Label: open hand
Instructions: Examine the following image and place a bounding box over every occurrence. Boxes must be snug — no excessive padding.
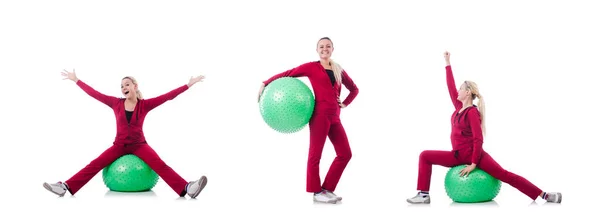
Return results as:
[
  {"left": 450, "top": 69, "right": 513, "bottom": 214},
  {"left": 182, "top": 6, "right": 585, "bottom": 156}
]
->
[
  {"left": 61, "top": 69, "right": 79, "bottom": 82},
  {"left": 188, "top": 75, "right": 205, "bottom": 87},
  {"left": 459, "top": 163, "right": 476, "bottom": 177}
]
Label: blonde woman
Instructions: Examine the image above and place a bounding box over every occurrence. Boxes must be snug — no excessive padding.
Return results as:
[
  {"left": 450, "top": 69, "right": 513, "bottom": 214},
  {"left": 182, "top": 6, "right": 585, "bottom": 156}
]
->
[
  {"left": 44, "top": 70, "right": 208, "bottom": 199},
  {"left": 258, "top": 37, "right": 359, "bottom": 204},
  {"left": 406, "top": 52, "right": 562, "bottom": 204}
]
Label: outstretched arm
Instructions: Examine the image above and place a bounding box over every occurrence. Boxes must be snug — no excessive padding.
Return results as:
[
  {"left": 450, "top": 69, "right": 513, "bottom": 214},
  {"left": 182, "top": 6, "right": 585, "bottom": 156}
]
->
[
  {"left": 143, "top": 75, "right": 204, "bottom": 111},
  {"left": 257, "top": 63, "right": 311, "bottom": 102},
  {"left": 339, "top": 70, "right": 359, "bottom": 107},
  {"left": 61, "top": 69, "right": 119, "bottom": 107},
  {"left": 445, "top": 52, "right": 462, "bottom": 110}
]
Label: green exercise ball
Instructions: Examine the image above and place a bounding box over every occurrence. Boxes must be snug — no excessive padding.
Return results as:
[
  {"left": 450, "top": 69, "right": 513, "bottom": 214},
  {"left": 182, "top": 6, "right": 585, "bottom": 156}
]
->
[
  {"left": 444, "top": 165, "right": 502, "bottom": 203},
  {"left": 102, "top": 154, "right": 159, "bottom": 192},
  {"left": 259, "top": 77, "right": 315, "bottom": 134}
]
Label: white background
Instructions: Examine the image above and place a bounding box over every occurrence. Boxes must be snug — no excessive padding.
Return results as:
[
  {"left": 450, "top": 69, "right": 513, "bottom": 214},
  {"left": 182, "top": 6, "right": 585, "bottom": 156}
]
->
[{"left": 1, "top": 0, "right": 597, "bottom": 218}]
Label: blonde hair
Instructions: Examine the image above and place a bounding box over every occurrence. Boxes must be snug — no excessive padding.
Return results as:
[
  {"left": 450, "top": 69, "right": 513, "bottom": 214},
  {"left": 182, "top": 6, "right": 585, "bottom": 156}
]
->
[
  {"left": 330, "top": 60, "right": 343, "bottom": 85},
  {"left": 318, "top": 37, "right": 343, "bottom": 85},
  {"left": 122, "top": 76, "right": 143, "bottom": 99},
  {"left": 464, "top": 81, "right": 486, "bottom": 136}
]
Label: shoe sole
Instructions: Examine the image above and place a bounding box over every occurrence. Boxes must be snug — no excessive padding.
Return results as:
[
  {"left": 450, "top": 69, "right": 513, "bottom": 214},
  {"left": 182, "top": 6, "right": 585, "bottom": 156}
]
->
[
  {"left": 43, "top": 183, "right": 66, "bottom": 197},
  {"left": 313, "top": 199, "right": 338, "bottom": 204},
  {"left": 189, "top": 176, "right": 207, "bottom": 199},
  {"left": 406, "top": 198, "right": 430, "bottom": 204}
]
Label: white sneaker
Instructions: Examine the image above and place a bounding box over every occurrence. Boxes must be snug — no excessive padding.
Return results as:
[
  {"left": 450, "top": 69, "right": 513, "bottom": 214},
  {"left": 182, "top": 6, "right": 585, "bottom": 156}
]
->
[
  {"left": 323, "top": 190, "right": 342, "bottom": 201},
  {"left": 43, "top": 182, "right": 68, "bottom": 197},
  {"left": 406, "top": 192, "right": 430, "bottom": 204},
  {"left": 313, "top": 191, "right": 338, "bottom": 204},
  {"left": 186, "top": 176, "right": 207, "bottom": 198},
  {"left": 545, "top": 192, "right": 562, "bottom": 203}
]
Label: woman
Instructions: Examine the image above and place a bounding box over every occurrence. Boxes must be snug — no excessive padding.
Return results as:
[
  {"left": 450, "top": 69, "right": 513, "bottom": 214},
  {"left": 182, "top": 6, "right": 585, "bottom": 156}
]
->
[
  {"left": 257, "top": 37, "right": 359, "bottom": 204},
  {"left": 406, "top": 52, "right": 562, "bottom": 204},
  {"left": 43, "top": 69, "right": 208, "bottom": 198}
]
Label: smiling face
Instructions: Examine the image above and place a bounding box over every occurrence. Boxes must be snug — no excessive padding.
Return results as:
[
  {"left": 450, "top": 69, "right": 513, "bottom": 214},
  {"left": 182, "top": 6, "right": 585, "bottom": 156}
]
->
[
  {"left": 121, "top": 78, "right": 137, "bottom": 99},
  {"left": 317, "top": 38, "right": 334, "bottom": 60}
]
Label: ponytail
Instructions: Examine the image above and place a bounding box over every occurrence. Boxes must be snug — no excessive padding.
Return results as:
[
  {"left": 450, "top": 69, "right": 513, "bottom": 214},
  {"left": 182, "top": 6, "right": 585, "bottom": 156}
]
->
[
  {"left": 476, "top": 93, "right": 486, "bottom": 136},
  {"left": 465, "top": 80, "right": 486, "bottom": 136},
  {"left": 330, "top": 60, "right": 343, "bottom": 85},
  {"left": 136, "top": 89, "right": 143, "bottom": 99}
]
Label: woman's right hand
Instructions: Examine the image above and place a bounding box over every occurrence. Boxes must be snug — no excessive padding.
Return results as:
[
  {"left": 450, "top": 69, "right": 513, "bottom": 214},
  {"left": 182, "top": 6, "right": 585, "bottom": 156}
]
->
[
  {"left": 61, "top": 69, "right": 79, "bottom": 82},
  {"left": 257, "top": 83, "right": 265, "bottom": 103},
  {"left": 444, "top": 51, "right": 451, "bottom": 66}
]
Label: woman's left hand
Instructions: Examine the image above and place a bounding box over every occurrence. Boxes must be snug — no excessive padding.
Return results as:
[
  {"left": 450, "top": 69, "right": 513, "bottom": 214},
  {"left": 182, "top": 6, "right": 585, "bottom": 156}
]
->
[
  {"left": 459, "top": 163, "right": 477, "bottom": 177},
  {"left": 338, "top": 97, "right": 346, "bottom": 108},
  {"left": 188, "top": 75, "right": 205, "bottom": 87}
]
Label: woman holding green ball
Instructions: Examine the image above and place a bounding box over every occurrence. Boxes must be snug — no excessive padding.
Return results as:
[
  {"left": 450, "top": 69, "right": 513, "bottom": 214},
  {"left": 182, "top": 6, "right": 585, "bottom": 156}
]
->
[
  {"left": 406, "top": 51, "right": 562, "bottom": 204},
  {"left": 258, "top": 37, "right": 359, "bottom": 204},
  {"left": 43, "top": 69, "right": 208, "bottom": 199}
]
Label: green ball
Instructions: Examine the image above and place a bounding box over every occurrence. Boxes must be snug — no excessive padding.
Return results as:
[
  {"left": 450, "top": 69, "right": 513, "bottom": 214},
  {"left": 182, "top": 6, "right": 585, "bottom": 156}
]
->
[
  {"left": 102, "top": 154, "right": 159, "bottom": 192},
  {"left": 259, "top": 77, "right": 315, "bottom": 134},
  {"left": 444, "top": 166, "right": 502, "bottom": 203}
]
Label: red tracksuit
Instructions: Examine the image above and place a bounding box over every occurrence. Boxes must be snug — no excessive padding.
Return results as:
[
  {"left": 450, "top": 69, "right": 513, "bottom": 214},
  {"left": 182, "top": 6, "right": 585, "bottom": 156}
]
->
[
  {"left": 415, "top": 65, "right": 543, "bottom": 200},
  {"left": 263, "top": 61, "right": 359, "bottom": 193},
  {"left": 64, "top": 80, "right": 190, "bottom": 196}
]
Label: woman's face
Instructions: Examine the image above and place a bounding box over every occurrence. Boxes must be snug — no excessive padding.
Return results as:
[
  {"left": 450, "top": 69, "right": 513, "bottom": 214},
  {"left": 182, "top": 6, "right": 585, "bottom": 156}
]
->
[
  {"left": 317, "top": 39, "right": 334, "bottom": 60},
  {"left": 121, "top": 78, "right": 137, "bottom": 98}
]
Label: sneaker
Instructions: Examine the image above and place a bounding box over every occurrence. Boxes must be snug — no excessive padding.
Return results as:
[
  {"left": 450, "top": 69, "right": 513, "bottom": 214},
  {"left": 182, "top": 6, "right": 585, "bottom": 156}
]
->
[
  {"left": 43, "top": 182, "right": 68, "bottom": 197},
  {"left": 186, "top": 176, "right": 208, "bottom": 198},
  {"left": 545, "top": 192, "right": 562, "bottom": 203},
  {"left": 323, "top": 190, "right": 342, "bottom": 201},
  {"left": 313, "top": 191, "right": 338, "bottom": 204},
  {"left": 406, "top": 192, "right": 430, "bottom": 204}
]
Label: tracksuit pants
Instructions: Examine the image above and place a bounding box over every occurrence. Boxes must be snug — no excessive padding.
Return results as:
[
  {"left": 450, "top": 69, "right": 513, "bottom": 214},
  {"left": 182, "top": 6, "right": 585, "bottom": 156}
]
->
[
  {"left": 417, "top": 148, "right": 543, "bottom": 200},
  {"left": 307, "top": 112, "right": 353, "bottom": 193},
  {"left": 65, "top": 143, "right": 188, "bottom": 196}
]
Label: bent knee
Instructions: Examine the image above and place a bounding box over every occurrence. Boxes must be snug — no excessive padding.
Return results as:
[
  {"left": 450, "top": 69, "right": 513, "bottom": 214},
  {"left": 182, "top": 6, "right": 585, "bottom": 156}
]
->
[
  {"left": 419, "top": 150, "right": 432, "bottom": 160},
  {"left": 341, "top": 151, "right": 352, "bottom": 161}
]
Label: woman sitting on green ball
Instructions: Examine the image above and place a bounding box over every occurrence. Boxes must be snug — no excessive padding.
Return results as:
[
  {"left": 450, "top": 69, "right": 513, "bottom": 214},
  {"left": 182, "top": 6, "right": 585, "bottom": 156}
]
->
[
  {"left": 406, "top": 52, "right": 562, "bottom": 204},
  {"left": 43, "top": 69, "right": 208, "bottom": 199}
]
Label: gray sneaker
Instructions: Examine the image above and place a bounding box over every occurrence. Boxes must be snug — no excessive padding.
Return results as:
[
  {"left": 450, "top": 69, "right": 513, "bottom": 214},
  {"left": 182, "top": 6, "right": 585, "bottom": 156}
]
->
[
  {"left": 323, "top": 190, "right": 342, "bottom": 201},
  {"left": 43, "top": 182, "right": 68, "bottom": 197},
  {"left": 545, "top": 192, "right": 562, "bottom": 203},
  {"left": 186, "top": 176, "right": 207, "bottom": 198},
  {"left": 406, "top": 192, "right": 430, "bottom": 204},
  {"left": 313, "top": 191, "right": 338, "bottom": 204}
]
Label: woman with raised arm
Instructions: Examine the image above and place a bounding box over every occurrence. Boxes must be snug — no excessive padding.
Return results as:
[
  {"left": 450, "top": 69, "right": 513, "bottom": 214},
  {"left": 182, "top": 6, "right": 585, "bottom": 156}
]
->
[{"left": 406, "top": 52, "right": 562, "bottom": 204}]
